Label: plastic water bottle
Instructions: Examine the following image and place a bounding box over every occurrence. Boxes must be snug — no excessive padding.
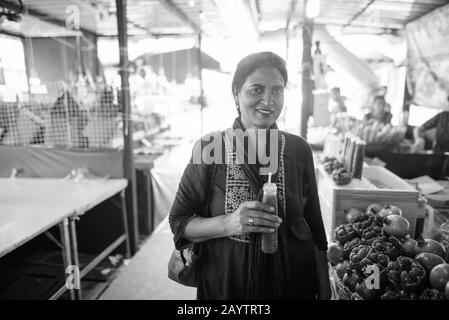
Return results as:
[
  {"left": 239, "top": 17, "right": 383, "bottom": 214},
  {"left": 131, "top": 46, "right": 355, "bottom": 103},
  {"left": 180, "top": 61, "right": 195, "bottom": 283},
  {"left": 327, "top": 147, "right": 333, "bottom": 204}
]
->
[{"left": 261, "top": 172, "right": 278, "bottom": 254}]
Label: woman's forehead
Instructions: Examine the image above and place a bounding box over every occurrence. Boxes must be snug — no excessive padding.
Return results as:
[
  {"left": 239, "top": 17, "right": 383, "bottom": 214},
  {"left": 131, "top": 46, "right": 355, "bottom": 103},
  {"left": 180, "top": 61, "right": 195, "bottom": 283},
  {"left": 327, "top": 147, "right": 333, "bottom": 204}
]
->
[{"left": 243, "top": 67, "right": 284, "bottom": 85}]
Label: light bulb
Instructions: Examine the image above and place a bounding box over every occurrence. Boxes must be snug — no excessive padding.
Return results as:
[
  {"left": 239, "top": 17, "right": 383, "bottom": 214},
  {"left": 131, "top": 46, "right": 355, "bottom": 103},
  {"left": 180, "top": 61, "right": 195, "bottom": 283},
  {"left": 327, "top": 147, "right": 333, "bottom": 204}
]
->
[
  {"left": 306, "top": 0, "right": 320, "bottom": 19},
  {"left": 29, "top": 69, "right": 41, "bottom": 86},
  {"left": 29, "top": 77, "right": 41, "bottom": 86}
]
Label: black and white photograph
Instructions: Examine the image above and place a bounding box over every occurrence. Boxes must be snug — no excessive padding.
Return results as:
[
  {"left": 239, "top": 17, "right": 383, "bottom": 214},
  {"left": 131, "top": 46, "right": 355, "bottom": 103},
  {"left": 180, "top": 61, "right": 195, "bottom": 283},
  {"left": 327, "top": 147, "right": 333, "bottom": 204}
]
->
[{"left": 0, "top": 0, "right": 449, "bottom": 306}]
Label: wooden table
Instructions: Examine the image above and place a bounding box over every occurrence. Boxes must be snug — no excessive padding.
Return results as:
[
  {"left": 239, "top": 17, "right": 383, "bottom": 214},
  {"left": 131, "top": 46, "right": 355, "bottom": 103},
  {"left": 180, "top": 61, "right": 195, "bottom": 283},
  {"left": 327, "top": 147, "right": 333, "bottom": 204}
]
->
[{"left": 0, "top": 178, "right": 129, "bottom": 300}]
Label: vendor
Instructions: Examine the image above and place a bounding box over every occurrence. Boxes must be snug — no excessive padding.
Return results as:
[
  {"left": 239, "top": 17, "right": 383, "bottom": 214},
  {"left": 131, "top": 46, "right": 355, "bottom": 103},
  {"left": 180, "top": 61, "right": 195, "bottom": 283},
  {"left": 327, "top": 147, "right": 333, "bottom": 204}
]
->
[
  {"left": 328, "top": 87, "right": 347, "bottom": 126},
  {"left": 414, "top": 96, "right": 449, "bottom": 154},
  {"left": 328, "top": 87, "right": 347, "bottom": 114},
  {"left": 364, "top": 95, "right": 392, "bottom": 124}
]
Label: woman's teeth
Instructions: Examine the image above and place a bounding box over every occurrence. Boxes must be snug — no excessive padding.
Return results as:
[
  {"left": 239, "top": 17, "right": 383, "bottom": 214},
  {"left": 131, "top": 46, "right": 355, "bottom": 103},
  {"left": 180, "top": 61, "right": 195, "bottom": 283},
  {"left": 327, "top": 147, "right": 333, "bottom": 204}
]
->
[{"left": 256, "top": 109, "right": 273, "bottom": 115}]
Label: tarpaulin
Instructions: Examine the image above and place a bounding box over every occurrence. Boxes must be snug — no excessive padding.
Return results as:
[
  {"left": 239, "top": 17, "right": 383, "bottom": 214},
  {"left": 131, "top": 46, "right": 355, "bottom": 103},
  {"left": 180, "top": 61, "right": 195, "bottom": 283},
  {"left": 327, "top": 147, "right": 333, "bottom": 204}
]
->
[
  {"left": 406, "top": 3, "right": 449, "bottom": 109},
  {"left": 0, "top": 145, "right": 123, "bottom": 178}
]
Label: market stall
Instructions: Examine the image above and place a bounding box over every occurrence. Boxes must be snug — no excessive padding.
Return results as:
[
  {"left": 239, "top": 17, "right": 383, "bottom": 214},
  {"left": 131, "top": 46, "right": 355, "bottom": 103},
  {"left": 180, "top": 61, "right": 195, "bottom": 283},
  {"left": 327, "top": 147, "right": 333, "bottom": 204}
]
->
[
  {"left": 317, "top": 132, "right": 449, "bottom": 300},
  {"left": 1, "top": 0, "right": 449, "bottom": 303},
  {"left": 0, "top": 177, "right": 129, "bottom": 300}
]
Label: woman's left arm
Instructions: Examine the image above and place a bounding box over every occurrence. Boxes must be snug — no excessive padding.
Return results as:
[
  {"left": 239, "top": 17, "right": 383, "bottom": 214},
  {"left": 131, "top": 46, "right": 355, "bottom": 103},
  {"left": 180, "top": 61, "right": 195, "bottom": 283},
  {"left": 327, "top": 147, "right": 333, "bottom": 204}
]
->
[
  {"left": 302, "top": 144, "right": 332, "bottom": 300},
  {"left": 314, "top": 245, "right": 332, "bottom": 300}
]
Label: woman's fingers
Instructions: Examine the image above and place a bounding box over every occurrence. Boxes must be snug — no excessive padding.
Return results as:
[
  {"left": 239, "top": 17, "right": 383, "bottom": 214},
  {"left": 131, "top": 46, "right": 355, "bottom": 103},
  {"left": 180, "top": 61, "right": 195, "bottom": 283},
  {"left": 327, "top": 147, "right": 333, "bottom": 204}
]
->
[
  {"left": 245, "top": 209, "right": 282, "bottom": 224},
  {"left": 245, "top": 214, "right": 281, "bottom": 228},
  {"left": 246, "top": 226, "right": 277, "bottom": 233},
  {"left": 241, "top": 201, "right": 275, "bottom": 213}
]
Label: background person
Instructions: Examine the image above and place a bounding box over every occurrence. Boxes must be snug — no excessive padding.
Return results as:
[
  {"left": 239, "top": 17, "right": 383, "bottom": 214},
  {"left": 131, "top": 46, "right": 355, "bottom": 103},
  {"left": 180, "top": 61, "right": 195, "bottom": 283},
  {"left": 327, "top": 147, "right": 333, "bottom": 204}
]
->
[{"left": 364, "top": 95, "right": 393, "bottom": 124}]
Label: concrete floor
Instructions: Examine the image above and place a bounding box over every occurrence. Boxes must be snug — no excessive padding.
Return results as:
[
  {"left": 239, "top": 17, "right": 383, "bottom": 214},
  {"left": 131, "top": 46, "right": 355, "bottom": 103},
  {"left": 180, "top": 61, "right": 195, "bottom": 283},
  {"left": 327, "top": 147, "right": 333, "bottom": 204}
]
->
[{"left": 99, "top": 218, "right": 196, "bottom": 300}]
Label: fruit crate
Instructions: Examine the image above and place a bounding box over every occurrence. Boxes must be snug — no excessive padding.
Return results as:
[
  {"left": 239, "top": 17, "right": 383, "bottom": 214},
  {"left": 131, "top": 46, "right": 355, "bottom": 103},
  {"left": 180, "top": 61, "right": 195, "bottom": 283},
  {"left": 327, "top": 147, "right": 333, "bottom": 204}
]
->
[{"left": 316, "top": 164, "right": 421, "bottom": 241}]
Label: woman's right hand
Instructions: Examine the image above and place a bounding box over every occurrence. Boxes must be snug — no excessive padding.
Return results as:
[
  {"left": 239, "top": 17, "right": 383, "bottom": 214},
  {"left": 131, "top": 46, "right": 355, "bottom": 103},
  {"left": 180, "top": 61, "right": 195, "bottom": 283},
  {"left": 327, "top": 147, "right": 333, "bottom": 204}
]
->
[{"left": 224, "top": 201, "right": 282, "bottom": 237}]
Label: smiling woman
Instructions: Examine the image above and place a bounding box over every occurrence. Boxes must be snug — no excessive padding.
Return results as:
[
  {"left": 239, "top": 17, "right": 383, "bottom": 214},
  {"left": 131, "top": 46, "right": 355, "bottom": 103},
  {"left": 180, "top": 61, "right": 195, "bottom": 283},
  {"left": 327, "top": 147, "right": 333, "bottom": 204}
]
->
[
  {"left": 169, "top": 51, "right": 330, "bottom": 300},
  {"left": 232, "top": 52, "right": 287, "bottom": 130}
]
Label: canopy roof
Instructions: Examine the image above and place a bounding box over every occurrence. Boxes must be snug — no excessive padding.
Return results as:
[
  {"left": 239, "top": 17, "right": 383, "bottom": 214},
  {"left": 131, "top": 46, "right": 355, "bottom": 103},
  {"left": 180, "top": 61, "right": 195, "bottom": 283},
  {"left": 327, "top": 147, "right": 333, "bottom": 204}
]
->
[{"left": 0, "top": 0, "right": 447, "bottom": 38}]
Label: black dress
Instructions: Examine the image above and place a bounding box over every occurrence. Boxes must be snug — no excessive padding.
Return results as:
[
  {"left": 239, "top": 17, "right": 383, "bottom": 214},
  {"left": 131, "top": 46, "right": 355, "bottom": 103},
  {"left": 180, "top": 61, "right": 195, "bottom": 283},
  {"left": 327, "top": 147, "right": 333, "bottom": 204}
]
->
[
  {"left": 421, "top": 111, "right": 449, "bottom": 153},
  {"left": 169, "top": 130, "right": 328, "bottom": 300}
]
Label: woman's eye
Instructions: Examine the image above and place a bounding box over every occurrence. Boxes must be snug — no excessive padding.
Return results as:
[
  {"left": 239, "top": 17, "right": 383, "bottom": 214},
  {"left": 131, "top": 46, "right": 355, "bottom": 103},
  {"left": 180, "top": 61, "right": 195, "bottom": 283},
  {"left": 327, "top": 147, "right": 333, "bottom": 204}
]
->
[
  {"left": 250, "top": 88, "right": 263, "bottom": 94},
  {"left": 273, "top": 88, "right": 284, "bottom": 95}
]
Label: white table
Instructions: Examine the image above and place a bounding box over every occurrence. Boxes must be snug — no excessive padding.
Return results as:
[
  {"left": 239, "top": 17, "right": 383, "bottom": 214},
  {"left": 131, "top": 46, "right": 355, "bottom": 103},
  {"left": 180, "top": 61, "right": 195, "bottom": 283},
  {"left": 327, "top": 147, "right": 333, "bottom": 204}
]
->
[{"left": 0, "top": 178, "right": 129, "bottom": 300}]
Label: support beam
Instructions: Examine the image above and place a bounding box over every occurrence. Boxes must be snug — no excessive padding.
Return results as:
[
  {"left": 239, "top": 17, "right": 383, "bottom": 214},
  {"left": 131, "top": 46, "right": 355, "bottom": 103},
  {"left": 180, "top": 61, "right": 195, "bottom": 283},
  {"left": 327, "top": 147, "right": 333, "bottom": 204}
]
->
[
  {"left": 0, "top": 0, "right": 96, "bottom": 36},
  {"left": 314, "top": 25, "right": 381, "bottom": 90},
  {"left": 343, "top": 0, "right": 376, "bottom": 29},
  {"left": 301, "top": 0, "right": 313, "bottom": 139},
  {"left": 286, "top": 0, "right": 298, "bottom": 31},
  {"left": 116, "top": 0, "right": 139, "bottom": 255},
  {"left": 158, "top": 0, "right": 200, "bottom": 34},
  {"left": 285, "top": 0, "right": 298, "bottom": 59},
  {"left": 197, "top": 28, "right": 204, "bottom": 135}
]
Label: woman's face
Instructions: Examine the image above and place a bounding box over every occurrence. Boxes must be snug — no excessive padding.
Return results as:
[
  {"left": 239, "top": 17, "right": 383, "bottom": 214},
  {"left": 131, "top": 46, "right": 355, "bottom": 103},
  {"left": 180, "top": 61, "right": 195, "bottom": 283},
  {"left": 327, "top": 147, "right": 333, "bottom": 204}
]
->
[{"left": 236, "top": 67, "right": 285, "bottom": 129}]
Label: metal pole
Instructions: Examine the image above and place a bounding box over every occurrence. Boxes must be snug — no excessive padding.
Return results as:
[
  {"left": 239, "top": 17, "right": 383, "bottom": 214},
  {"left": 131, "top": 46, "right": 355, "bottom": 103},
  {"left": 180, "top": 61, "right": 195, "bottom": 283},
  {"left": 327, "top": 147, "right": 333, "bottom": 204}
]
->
[
  {"left": 197, "top": 14, "right": 204, "bottom": 136},
  {"left": 301, "top": 0, "right": 314, "bottom": 139},
  {"left": 59, "top": 218, "right": 75, "bottom": 300},
  {"left": 116, "top": 0, "right": 139, "bottom": 255},
  {"left": 69, "top": 216, "right": 82, "bottom": 300},
  {"left": 120, "top": 190, "right": 132, "bottom": 258}
]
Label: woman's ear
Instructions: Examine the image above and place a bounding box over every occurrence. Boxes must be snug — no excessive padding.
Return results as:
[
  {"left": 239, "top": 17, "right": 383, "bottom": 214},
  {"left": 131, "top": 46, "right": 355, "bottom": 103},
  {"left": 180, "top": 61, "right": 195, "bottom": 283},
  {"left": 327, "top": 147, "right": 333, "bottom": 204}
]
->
[{"left": 233, "top": 93, "right": 239, "bottom": 107}]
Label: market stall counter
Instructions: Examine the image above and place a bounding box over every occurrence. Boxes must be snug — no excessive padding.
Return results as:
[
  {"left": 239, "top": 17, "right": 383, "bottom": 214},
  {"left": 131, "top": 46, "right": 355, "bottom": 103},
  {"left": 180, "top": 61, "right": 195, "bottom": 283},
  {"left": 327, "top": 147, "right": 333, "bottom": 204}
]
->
[
  {"left": 316, "top": 164, "right": 421, "bottom": 241},
  {"left": 0, "top": 177, "right": 129, "bottom": 300},
  {"left": 366, "top": 150, "right": 449, "bottom": 180}
]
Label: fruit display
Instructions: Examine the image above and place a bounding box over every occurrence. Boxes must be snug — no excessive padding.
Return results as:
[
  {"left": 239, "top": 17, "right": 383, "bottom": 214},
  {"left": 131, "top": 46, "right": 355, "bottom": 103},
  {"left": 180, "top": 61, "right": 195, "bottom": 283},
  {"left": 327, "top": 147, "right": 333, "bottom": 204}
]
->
[
  {"left": 322, "top": 157, "right": 353, "bottom": 186},
  {"left": 323, "top": 157, "right": 343, "bottom": 174},
  {"left": 353, "top": 121, "right": 407, "bottom": 146},
  {"left": 328, "top": 203, "right": 449, "bottom": 300},
  {"left": 344, "top": 208, "right": 364, "bottom": 223},
  {"left": 386, "top": 256, "right": 426, "bottom": 292},
  {"left": 382, "top": 215, "right": 410, "bottom": 238},
  {"left": 331, "top": 167, "right": 353, "bottom": 186},
  {"left": 334, "top": 224, "right": 357, "bottom": 245}
]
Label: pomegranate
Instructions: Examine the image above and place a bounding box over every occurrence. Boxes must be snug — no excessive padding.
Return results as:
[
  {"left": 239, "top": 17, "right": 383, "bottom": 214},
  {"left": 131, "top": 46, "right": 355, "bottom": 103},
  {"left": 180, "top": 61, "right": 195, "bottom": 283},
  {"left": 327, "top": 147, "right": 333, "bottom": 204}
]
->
[
  {"left": 401, "top": 236, "right": 419, "bottom": 258},
  {"left": 415, "top": 252, "right": 445, "bottom": 273},
  {"left": 383, "top": 215, "right": 410, "bottom": 238},
  {"left": 366, "top": 203, "right": 383, "bottom": 216},
  {"left": 439, "top": 237, "right": 449, "bottom": 262},
  {"left": 356, "top": 279, "right": 383, "bottom": 300},
  {"left": 416, "top": 238, "right": 447, "bottom": 260},
  {"left": 343, "top": 269, "right": 364, "bottom": 292},
  {"left": 335, "top": 260, "right": 350, "bottom": 279},
  {"left": 377, "top": 205, "right": 402, "bottom": 219},
  {"left": 327, "top": 242, "right": 344, "bottom": 265},
  {"left": 345, "top": 208, "right": 364, "bottom": 223},
  {"left": 429, "top": 263, "right": 449, "bottom": 291}
]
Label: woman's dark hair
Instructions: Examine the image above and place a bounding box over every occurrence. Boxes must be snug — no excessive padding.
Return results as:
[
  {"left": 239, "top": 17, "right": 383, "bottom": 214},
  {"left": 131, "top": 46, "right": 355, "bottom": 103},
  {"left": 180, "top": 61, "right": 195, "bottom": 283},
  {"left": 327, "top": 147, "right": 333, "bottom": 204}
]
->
[
  {"left": 231, "top": 51, "right": 288, "bottom": 99},
  {"left": 373, "top": 95, "right": 386, "bottom": 103}
]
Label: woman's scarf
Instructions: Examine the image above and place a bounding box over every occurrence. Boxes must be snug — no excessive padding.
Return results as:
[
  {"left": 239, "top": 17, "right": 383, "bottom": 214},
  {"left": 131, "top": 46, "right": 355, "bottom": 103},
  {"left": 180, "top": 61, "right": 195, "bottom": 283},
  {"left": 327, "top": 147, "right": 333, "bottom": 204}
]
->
[{"left": 231, "top": 117, "right": 290, "bottom": 299}]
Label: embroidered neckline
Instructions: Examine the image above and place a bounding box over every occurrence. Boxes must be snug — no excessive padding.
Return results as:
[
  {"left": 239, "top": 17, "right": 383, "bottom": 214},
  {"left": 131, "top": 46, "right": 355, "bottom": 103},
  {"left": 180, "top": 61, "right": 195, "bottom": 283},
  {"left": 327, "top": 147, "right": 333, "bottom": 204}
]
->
[{"left": 224, "top": 132, "right": 286, "bottom": 243}]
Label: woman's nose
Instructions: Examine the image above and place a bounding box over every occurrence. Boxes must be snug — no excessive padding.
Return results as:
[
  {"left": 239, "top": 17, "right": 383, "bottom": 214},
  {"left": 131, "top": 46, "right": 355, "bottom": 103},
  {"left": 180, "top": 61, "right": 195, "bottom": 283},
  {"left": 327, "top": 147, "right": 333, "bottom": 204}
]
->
[{"left": 263, "top": 92, "right": 273, "bottom": 105}]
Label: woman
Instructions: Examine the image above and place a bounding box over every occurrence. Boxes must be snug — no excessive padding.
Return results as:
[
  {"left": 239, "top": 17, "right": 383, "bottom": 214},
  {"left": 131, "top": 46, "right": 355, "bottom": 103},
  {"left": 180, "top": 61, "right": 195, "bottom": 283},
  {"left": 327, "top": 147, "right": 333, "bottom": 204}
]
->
[
  {"left": 414, "top": 97, "right": 449, "bottom": 154},
  {"left": 169, "top": 52, "right": 330, "bottom": 300},
  {"left": 364, "top": 95, "right": 392, "bottom": 125}
]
